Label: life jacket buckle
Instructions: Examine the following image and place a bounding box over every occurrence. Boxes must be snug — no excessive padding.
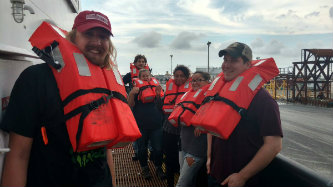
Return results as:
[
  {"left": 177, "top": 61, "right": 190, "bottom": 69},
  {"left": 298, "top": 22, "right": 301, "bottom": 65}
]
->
[
  {"left": 88, "top": 100, "right": 99, "bottom": 110},
  {"left": 238, "top": 108, "right": 247, "bottom": 118}
]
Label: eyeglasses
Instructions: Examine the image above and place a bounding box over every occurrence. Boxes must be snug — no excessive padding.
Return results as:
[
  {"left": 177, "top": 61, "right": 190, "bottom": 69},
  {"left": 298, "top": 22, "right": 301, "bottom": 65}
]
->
[{"left": 191, "top": 79, "right": 206, "bottom": 83}]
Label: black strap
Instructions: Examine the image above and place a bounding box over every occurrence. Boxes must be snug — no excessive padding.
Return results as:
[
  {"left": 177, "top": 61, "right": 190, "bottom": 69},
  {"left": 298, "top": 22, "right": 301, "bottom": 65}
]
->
[
  {"left": 63, "top": 88, "right": 115, "bottom": 107},
  {"left": 138, "top": 85, "right": 156, "bottom": 98},
  {"left": 202, "top": 94, "right": 247, "bottom": 118},
  {"left": 63, "top": 89, "right": 127, "bottom": 152},
  {"left": 32, "top": 41, "right": 61, "bottom": 70},
  {"left": 165, "top": 92, "right": 186, "bottom": 105},
  {"left": 177, "top": 107, "right": 186, "bottom": 126},
  {"left": 64, "top": 95, "right": 110, "bottom": 151},
  {"left": 176, "top": 101, "right": 198, "bottom": 126},
  {"left": 64, "top": 90, "right": 127, "bottom": 121},
  {"left": 178, "top": 101, "right": 201, "bottom": 110},
  {"left": 165, "top": 92, "right": 185, "bottom": 97}
]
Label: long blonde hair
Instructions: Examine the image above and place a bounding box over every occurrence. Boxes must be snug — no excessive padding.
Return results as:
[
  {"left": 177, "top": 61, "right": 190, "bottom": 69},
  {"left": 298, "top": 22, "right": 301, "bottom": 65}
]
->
[{"left": 66, "top": 29, "right": 117, "bottom": 68}]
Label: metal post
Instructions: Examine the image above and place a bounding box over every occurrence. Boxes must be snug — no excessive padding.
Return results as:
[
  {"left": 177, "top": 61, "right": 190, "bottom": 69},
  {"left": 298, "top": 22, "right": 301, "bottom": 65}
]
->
[
  {"left": 170, "top": 54, "right": 173, "bottom": 74},
  {"left": 207, "top": 41, "right": 211, "bottom": 73}
]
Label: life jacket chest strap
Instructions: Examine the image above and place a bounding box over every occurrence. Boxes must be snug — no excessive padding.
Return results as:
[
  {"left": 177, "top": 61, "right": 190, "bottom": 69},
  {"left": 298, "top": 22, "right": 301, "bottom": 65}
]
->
[
  {"left": 138, "top": 85, "right": 156, "bottom": 98},
  {"left": 178, "top": 101, "right": 201, "bottom": 110},
  {"left": 165, "top": 92, "right": 186, "bottom": 105},
  {"left": 63, "top": 88, "right": 127, "bottom": 152},
  {"left": 202, "top": 94, "right": 247, "bottom": 118}
]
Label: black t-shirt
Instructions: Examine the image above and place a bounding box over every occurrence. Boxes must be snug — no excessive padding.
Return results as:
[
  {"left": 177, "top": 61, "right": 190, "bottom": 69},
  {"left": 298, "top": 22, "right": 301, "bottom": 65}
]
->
[
  {"left": 123, "top": 72, "right": 133, "bottom": 94},
  {"left": 0, "top": 64, "right": 112, "bottom": 187},
  {"left": 210, "top": 88, "right": 283, "bottom": 186}
]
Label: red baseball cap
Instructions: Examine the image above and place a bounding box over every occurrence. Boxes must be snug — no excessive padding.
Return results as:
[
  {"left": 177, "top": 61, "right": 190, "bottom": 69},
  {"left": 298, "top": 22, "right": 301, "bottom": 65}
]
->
[{"left": 72, "top": 10, "right": 113, "bottom": 36}]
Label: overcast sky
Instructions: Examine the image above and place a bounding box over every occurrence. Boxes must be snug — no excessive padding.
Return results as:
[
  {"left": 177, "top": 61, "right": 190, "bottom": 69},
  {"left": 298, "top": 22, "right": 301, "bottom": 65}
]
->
[{"left": 81, "top": 0, "right": 333, "bottom": 75}]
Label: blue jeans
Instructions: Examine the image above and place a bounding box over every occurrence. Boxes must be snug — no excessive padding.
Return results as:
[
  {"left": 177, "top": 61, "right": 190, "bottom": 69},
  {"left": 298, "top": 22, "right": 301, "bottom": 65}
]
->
[
  {"left": 176, "top": 151, "right": 206, "bottom": 187},
  {"left": 137, "top": 128, "right": 163, "bottom": 168}
]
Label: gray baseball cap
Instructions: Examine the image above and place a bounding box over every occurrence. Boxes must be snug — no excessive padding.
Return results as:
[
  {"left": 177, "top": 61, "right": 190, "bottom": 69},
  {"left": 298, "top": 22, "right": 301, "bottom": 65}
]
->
[{"left": 218, "top": 42, "right": 252, "bottom": 61}]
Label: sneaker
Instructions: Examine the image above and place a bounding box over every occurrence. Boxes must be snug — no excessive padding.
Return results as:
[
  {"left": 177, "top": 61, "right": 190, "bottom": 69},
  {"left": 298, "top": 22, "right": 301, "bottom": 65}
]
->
[
  {"left": 142, "top": 166, "right": 151, "bottom": 180},
  {"left": 156, "top": 167, "right": 166, "bottom": 180}
]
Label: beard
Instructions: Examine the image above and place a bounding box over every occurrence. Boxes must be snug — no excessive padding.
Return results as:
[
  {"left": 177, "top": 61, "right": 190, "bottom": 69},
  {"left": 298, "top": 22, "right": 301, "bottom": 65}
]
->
[{"left": 83, "top": 47, "right": 108, "bottom": 67}]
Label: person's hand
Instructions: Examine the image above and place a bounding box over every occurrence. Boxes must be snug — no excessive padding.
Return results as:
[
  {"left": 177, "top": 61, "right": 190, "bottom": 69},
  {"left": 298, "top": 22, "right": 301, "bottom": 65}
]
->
[
  {"left": 221, "top": 173, "right": 246, "bottom": 187},
  {"left": 155, "top": 85, "right": 162, "bottom": 96},
  {"left": 194, "top": 127, "right": 202, "bottom": 137},
  {"left": 206, "top": 157, "right": 211, "bottom": 174},
  {"left": 129, "top": 87, "right": 139, "bottom": 96}
]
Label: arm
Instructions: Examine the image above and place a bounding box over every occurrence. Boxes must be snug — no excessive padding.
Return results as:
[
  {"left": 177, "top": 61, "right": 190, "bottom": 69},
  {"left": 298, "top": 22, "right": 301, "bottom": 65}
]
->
[
  {"left": 222, "top": 136, "right": 282, "bottom": 187},
  {"left": 106, "top": 149, "right": 116, "bottom": 187},
  {"left": 206, "top": 133, "right": 212, "bottom": 174},
  {"left": 122, "top": 73, "right": 131, "bottom": 85},
  {"left": 127, "top": 87, "right": 139, "bottom": 108},
  {"left": 1, "top": 132, "right": 33, "bottom": 187},
  {"left": 154, "top": 85, "right": 163, "bottom": 108}
]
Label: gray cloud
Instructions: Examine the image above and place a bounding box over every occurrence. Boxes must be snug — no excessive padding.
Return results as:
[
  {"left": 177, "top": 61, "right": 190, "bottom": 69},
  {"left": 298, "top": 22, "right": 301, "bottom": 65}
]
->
[
  {"left": 251, "top": 38, "right": 264, "bottom": 48},
  {"left": 305, "top": 11, "right": 320, "bottom": 18},
  {"left": 265, "top": 40, "right": 285, "bottom": 55},
  {"left": 276, "top": 9, "right": 300, "bottom": 19},
  {"left": 170, "top": 32, "right": 203, "bottom": 50},
  {"left": 133, "top": 31, "right": 162, "bottom": 48},
  {"left": 330, "top": 7, "right": 333, "bottom": 18}
]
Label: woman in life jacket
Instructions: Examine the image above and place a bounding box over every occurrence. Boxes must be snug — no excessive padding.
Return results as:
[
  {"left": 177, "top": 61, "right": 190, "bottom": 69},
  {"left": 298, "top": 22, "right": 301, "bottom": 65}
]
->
[
  {"left": 176, "top": 71, "right": 210, "bottom": 187},
  {"left": 162, "top": 65, "right": 191, "bottom": 187},
  {"left": 128, "top": 69, "right": 166, "bottom": 180},
  {"left": 122, "top": 54, "right": 148, "bottom": 161}
]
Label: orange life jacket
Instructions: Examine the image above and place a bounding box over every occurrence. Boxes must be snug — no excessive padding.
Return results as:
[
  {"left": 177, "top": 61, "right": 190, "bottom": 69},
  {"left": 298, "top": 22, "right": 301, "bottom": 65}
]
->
[
  {"left": 130, "top": 63, "right": 150, "bottom": 79},
  {"left": 168, "top": 84, "right": 209, "bottom": 127},
  {"left": 191, "top": 58, "right": 279, "bottom": 139},
  {"left": 163, "top": 79, "right": 191, "bottom": 114},
  {"left": 132, "top": 77, "right": 164, "bottom": 103},
  {"left": 29, "top": 22, "right": 141, "bottom": 152}
]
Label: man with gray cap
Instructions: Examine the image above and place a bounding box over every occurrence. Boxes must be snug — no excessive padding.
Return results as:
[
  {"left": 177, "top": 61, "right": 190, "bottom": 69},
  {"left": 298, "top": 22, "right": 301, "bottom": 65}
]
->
[
  {"left": 1, "top": 10, "right": 116, "bottom": 186},
  {"left": 206, "top": 42, "right": 283, "bottom": 187}
]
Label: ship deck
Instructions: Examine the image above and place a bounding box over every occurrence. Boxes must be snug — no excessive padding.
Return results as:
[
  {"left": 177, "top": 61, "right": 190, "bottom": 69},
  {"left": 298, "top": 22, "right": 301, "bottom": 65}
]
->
[{"left": 113, "top": 144, "right": 171, "bottom": 187}]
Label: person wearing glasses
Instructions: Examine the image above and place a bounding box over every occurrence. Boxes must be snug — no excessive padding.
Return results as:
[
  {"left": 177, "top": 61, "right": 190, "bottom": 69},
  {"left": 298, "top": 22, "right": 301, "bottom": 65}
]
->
[{"left": 176, "top": 71, "right": 211, "bottom": 187}]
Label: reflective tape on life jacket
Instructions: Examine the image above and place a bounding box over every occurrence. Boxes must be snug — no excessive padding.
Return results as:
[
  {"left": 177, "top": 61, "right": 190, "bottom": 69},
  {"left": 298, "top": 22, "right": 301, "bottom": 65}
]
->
[
  {"left": 168, "top": 84, "right": 209, "bottom": 127},
  {"left": 130, "top": 63, "right": 150, "bottom": 79},
  {"left": 132, "top": 77, "right": 164, "bottom": 103},
  {"left": 29, "top": 22, "right": 141, "bottom": 152},
  {"left": 163, "top": 79, "right": 191, "bottom": 114},
  {"left": 191, "top": 58, "right": 279, "bottom": 139}
]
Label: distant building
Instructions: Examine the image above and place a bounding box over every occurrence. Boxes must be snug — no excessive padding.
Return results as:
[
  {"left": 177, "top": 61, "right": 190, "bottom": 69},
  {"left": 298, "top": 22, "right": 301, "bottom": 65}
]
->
[
  {"left": 195, "top": 67, "right": 221, "bottom": 80},
  {"left": 153, "top": 71, "right": 171, "bottom": 85}
]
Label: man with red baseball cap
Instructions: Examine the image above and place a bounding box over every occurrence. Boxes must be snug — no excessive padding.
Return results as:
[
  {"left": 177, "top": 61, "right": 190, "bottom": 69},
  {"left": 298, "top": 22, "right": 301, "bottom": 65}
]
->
[
  {"left": 72, "top": 10, "right": 113, "bottom": 36},
  {"left": 1, "top": 10, "right": 116, "bottom": 187},
  {"left": 69, "top": 10, "right": 115, "bottom": 68}
]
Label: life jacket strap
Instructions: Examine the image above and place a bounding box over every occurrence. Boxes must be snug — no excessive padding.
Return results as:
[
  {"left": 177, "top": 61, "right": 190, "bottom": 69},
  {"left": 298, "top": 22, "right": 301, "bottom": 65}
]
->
[
  {"left": 32, "top": 41, "right": 62, "bottom": 70},
  {"left": 138, "top": 85, "right": 156, "bottom": 94},
  {"left": 165, "top": 92, "right": 186, "bottom": 105},
  {"left": 63, "top": 88, "right": 127, "bottom": 152},
  {"left": 137, "top": 85, "right": 156, "bottom": 101},
  {"left": 202, "top": 94, "right": 247, "bottom": 118},
  {"left": 178, "top": 101, "right": 201, "bottom": 110},
  {"left": 178, "top": 102, "right": 197, "bottom": 114},
  {"left": 62, "top": 88, "right": 127, "bottom": 107}
]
